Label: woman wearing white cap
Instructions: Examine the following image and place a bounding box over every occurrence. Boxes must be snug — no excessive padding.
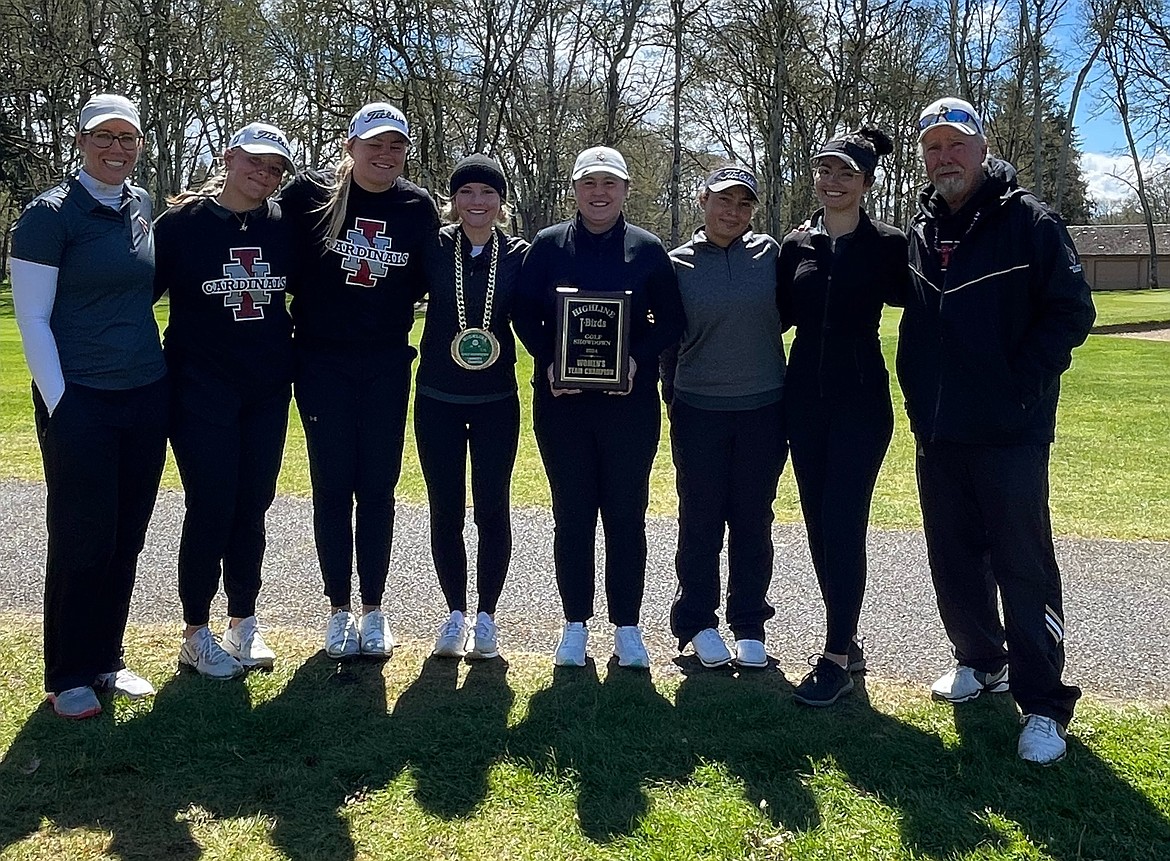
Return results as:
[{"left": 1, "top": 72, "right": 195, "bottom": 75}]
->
[
  {"left": 279, "top": 102, "right": 440, "bottom": 660},
  {"left": 513, "top": 145, "right": 684, "bottom": 669},
  {"left": 416, "top": 154, "right": 528, "bottom": 660},
  {"left": 777, "top": 127, "right": 910, "bottom": 707},
  {"left": 154, "top": 122, "right": 297, "bottom": 679},
  {"left": 11, "top": 93, "right": 167, "bottom": 718}
]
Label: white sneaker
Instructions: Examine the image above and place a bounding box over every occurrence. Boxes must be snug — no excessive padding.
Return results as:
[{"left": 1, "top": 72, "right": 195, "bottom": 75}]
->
[
  {"left": 433, "top": 610, "right": 470, "bottom": 658},
  {"left": 554, "top": 622, "right": 588, "bottom": 667},
  {"left": 614, "top": 625, "right": 650, "bottom": 669},
  {"left": 1018, "top": 714, "right": 1068, "bottom": 765},
  {"left": 734, "top": 639, "right": 769, "bottom": 669},
  {"left": 359, "top": 609, "right": 395, "bottom": 657},
  {"left": 179, "top": 627, "right": 244, "bottom": 680},
  {"left": 467, "top": 612, "right": 500, "bottom": 660},
  {"left": 931, "top": 664, "right": 1009, "bottom": 703},
  {"left": 325, "top": 610, "right": 360, "bottom": 659},
  {"left": 222, "top": 616, "right": 276, "bottom": 670},
  {"left": 49, "top": 686, "right": 102, "bottom": 719},
  {"left": 94, "top": 667, "right": 156, "bottom": 699},
  {"left": 689, "top": 628, "right": 733, "bottom": 668}
]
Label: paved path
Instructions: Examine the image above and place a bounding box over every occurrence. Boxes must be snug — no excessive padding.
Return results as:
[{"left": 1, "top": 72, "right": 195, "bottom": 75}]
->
[{"left": 1, "top": 480, "right": 1166, "bottom": 702}]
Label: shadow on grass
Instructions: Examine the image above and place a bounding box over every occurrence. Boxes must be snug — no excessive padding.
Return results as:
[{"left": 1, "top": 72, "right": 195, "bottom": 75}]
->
[
  {"left": 1, "top": 655, "right": 1168, "bottom": 859},
  {"left": 508, "top": 659, "right": 692, "bottom": 841},
  {"left": 392, "top": 655, "right": 514, "bottom": 818},
  {"left": 676, "top": 671, "right": 1170, "bottom": 860}
]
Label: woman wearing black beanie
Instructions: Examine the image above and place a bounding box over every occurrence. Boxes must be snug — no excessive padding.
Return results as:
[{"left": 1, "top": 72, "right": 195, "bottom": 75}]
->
[{"left": 416, "top": 154, "right": 528, "bottom": 659}]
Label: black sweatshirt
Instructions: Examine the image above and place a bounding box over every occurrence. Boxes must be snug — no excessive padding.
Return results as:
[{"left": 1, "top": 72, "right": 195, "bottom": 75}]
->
[
  {"left": 154, "top": 197, "right": 294, "bottom": 387},
  {"left": 417, "top": 223, "right": 529, "bottom": 402},
  {"left": 279, "top": 170, "right": 439, "bottom": 351},
  {"left": 513, "top": 213, "right": 684, "bottom": 398}
]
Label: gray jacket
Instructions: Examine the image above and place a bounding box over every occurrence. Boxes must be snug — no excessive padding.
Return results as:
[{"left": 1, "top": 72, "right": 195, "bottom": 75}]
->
[{"left": 663, "top": 228, "right": 786, "bottom": 410}]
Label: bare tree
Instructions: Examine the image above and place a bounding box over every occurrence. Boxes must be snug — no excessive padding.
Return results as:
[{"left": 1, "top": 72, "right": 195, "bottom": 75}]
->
[{"left": 1103, "top": 8, "right": 1158, "bottom": 287}]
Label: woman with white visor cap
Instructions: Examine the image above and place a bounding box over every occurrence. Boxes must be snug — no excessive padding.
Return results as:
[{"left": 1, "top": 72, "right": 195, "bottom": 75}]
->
[{"left": 154, "top": 121, "right": 297, "bottom": 679}]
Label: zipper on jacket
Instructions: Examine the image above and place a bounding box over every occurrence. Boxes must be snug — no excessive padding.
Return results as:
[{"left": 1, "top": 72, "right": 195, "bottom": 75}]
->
[
  {"left": 818, "top": 240, "right": 831, "bottom": 399},
  {"left": 929, "top": 288, "right": 944, "bottom": 442}
]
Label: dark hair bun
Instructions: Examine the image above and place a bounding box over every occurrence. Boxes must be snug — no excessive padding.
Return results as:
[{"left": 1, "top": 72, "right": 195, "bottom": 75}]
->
[{"left": 856, "top": 126, "right": 894, "bottom": 157}]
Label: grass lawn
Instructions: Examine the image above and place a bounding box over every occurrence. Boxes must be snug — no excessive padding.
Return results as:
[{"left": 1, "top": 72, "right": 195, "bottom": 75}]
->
[
  {"left": 1088, "top": 288, "right": 1170, "bottom": 327},
  {"left": 0, "top": 287, "right": 1167, "bottom": 539},
  {"left": 1, "top": 615, "right": 1168, "bottom": 861}
]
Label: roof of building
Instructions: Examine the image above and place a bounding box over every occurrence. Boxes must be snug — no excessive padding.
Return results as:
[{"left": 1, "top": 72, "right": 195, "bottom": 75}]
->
[{"left": 1068, "top": 223, "right": 1170, "bottom": 256}]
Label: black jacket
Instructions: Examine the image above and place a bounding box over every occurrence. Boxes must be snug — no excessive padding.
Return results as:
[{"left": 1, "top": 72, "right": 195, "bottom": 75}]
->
[
  {"left": 778, "top": 208, "right": 908, "bottom": 397},
  {"left": 416, "top": 224, "right": 528, "bottom": 400},
  {"left": 513, "top": 213, "right": 684, "bottom": 399},
  {"left": 897, "top": 158, "right": 1096, "bottom": 444}
]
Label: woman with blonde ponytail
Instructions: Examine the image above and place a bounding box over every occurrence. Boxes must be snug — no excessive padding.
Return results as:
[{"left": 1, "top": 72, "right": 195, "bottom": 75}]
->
[
  {"left": 279, "top": 102, "right": 440, "bottom": 661},
  {"left": 777, "top": 127, "right": 911, "bottom": 707},
  {"left": 154, "top": 122, "right": 296, "bottom": 679}
]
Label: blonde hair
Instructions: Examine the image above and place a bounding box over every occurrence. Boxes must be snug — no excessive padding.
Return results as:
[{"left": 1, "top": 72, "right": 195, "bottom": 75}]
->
[
  {"left": 167, "top": 166, "right": 226, "bottom": 207},
  {"left": 314, "top": 145, "right": 356, "bottom": 241}
]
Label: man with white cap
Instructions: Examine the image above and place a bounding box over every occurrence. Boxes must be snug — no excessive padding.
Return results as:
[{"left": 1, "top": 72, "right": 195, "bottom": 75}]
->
[
  {"left": 514, "top": 144, "right": 684, "bottom": 670},
  {"left": 897, "top": 96, "right": 1095, "bottom": 764}
]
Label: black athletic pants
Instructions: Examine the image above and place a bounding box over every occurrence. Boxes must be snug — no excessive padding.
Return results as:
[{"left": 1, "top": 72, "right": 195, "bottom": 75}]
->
[
  {"left": 786, "top": 382, "right": 892, "bottom": 655},
  {"left": 414, "top": 392, "right": 519, "bottom": 615},
  {"left": 295, "top": 343, "right": 412, "bottom": 608},
  {"left": 171, "top": 371, "right": 290, "bottom": 626},
  {"left": 33, "top": 378, "right": 168, "bottom": 693},
  {"left": 532, "top": 389, "right": 661, "bottom": 626},
  {"left": 916, "top": 438, "right": 1082, "bottom": 726},
  {"left": 669, "top": 399, "right": 786, "bottom": 647}
]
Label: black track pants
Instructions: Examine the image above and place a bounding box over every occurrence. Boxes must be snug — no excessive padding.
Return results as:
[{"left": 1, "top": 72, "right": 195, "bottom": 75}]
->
[
  {"left": 916, "top": 439, "right": 1082, "bottom": 725},
  {"left": 532, "top": 389, "right": 661, "bottom": 626},
  {"left": 295, "top": 344, "right": 411, "bottom": 607},
  {"left": 669, "top": 399, "right": 785, "bottom": 646},
  {"left": 171, "top": 373, "right": 290, "bottom": 625},
  {"left": 33, "top": 378, "right": 168, "bottom": 693}
]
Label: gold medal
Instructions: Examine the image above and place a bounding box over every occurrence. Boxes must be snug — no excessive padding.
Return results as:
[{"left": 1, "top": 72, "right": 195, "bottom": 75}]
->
[
  {"left": 450, "top": 228, "right": 501, "bottom": 372},
  {"left": 451, "top": 327, "right": 501, "bottom": 369}
]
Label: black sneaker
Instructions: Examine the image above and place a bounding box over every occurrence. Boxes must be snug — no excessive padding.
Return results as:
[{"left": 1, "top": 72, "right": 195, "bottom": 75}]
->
[
  {"left": 793, "top": 657, "right": 854, "bottom": 707},
  {"left": 847, "top": 638, "right": 867, "bottom": 673}
]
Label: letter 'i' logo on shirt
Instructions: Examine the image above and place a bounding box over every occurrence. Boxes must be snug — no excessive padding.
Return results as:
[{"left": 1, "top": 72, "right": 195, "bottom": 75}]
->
[
  {"left": 199, "top": 247, "right": 281, "bottom": 321},
  {"left": 340, "top": 218, "right": 392, "bottom": 287}
]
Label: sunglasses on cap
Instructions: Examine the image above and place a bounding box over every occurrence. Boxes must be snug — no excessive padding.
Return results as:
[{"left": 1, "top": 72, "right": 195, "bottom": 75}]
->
[{"left": 918, "top": 108, "right": 979, "bottom": 131}]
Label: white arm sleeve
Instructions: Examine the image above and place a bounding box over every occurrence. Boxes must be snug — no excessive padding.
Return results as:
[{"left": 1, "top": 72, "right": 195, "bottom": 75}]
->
[{"left": 11, "top": 258, "right": 66, "bottom": 414}]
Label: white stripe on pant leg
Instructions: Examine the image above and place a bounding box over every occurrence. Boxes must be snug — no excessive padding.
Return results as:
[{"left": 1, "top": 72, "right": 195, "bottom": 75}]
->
[{"left": 1045, "top": 604, "right": 1065, "bottom": 643}]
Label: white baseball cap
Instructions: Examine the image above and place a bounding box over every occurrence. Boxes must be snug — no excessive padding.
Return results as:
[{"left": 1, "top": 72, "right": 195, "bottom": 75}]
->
[
  {"left": 571, "top": 146, "right": 629, "bottom": 181},
  {"left": 227, "top": 122, "right": 295, "bottom": 171},
  {"left": 917, "top": 97, "right": 985, "bottom": 141},
  {"left": 80, "top": 94, "right": 142, "bottom": 135},
  {"left": 348, "top": 102, "right": 411, "bottom": 143}
]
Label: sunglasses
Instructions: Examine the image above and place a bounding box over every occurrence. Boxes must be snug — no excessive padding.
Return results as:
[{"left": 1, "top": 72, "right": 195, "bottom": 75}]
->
[
  {"left": 82, "top": 130, "right": 143, "bottom": 149},
  {"left": 918, "top": 108, "right": 979, "bottom": 131}
]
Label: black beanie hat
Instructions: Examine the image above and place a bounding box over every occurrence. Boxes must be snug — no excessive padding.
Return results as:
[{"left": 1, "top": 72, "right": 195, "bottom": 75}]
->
[{"left": 449, "top": 154, "right": 508, "bottom": 202}]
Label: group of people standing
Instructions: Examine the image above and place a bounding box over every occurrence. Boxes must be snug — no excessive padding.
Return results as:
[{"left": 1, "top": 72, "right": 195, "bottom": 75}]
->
[{"left": 11, "top": 92, "right": 1094, "bottom": 767}]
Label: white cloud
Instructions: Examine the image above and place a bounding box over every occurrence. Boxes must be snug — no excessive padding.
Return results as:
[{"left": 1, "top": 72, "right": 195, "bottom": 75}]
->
[{"left": 1080, "top": 150, "right": 1170, "bottom": 210}]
